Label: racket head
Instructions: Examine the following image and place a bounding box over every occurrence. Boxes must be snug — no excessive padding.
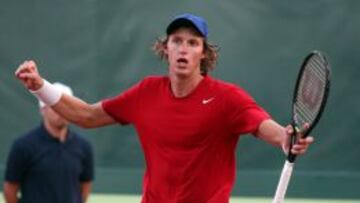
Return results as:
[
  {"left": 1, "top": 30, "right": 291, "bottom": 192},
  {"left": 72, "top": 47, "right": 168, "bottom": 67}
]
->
[{"left": 291, "top": 50, "right": 331, "bottom": 137}]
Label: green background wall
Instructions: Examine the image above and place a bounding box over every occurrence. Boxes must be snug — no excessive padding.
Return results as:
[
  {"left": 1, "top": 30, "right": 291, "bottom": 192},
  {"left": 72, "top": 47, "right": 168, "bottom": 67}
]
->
[{"left": 1, "top": 0, "right": 359, "bottom": 199}]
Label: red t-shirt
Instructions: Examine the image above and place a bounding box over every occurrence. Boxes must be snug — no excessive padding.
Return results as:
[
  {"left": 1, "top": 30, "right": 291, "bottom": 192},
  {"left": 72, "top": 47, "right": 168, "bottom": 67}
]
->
[{"left": 102, "top": 75, "right": 270, "bottom": 203}]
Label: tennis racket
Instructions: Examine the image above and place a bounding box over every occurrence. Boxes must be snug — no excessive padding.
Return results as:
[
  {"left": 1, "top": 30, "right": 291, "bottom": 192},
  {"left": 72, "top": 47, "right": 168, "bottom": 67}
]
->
[{"left": 272, "top": 51, "right": 331, "bottom": 203}]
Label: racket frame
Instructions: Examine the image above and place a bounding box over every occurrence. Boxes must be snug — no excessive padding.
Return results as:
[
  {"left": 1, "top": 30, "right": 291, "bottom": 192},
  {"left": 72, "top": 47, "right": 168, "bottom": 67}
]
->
[
  {"left": 272, "top": 51, "right": 331, "bottom": 203},
  {"left": 288, "top": 51, "right": 331, "bottom": 162}
]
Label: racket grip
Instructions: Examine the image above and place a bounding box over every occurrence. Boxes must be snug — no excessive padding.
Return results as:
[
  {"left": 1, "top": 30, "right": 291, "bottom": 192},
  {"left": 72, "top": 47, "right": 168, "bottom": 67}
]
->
[
  {"left": 287, "top": 125, "right": 298, "bottom": 163},
  {"left": 288, "top": 153, "right": 297, "bottom": 163},
  {"left": 272, "top": 160, "right": 295, "bottom": 203}
]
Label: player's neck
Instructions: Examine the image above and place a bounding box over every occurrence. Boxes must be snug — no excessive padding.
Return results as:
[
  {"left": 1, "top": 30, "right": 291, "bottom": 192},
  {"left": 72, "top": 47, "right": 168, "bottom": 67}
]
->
[
  {"left": 43, "top": 120, "right": 68, "bottom": 142},
  {"left": 169, "top": 73, "right": 204, "bottom": 98}
]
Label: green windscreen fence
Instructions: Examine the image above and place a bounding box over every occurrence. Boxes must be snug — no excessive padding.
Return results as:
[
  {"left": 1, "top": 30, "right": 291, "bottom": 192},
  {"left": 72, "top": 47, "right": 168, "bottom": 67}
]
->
[{"left": 1, "top": 0, "right": 359, "bottom": 199}]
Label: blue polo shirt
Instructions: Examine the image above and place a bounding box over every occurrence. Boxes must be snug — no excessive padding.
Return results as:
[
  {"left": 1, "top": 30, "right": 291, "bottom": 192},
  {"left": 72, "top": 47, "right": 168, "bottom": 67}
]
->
[{"left": 4, "top": 124, "right": 94, "bottom": 203}]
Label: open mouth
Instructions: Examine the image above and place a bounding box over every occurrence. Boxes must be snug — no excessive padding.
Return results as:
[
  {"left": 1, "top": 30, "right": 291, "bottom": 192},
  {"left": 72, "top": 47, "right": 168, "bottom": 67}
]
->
[{"left": 177, "top": 58, "right": 188, "bottom": 64}]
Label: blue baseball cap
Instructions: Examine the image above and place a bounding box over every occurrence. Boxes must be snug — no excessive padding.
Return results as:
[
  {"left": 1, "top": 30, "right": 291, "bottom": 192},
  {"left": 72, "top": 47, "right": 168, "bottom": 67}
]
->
[{"left": 166, "top": 13, "right": 208, "bottom": 38}]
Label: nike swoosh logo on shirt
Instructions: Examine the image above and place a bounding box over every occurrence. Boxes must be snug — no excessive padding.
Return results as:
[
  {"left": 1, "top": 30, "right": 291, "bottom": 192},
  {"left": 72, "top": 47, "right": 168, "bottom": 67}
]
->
[{"left": 202, "top": 97, "right": 215, "bottom": 104}]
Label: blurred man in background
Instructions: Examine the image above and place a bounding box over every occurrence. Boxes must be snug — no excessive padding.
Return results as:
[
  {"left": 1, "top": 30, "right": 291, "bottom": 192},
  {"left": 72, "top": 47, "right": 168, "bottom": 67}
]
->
[
  {"left": 14, "top": 14, "right": 313, "bottom": 203},
  {"left": 3, "top": 83, "right": 94, "bottom": 203}
]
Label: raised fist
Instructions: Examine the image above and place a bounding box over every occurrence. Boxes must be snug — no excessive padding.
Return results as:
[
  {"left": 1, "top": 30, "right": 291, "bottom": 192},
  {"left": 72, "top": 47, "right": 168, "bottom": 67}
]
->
[{"left": 15, "top": 60, "right": 44, "bottom": 91}]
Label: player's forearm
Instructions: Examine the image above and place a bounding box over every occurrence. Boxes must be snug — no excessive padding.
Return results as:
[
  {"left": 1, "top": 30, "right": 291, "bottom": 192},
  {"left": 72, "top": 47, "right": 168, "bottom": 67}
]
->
[
  {"left": 256, "top": 119, "right": 286, "bottom": 148},
  {"left": 29, "top": 78, "right": 94, "bottom": 127},
  {"left": 3, "top": 182, "right": 19, "bottom": 203},
  {"left": 52, "top": 95, "right": 101, "bottom": 128}
]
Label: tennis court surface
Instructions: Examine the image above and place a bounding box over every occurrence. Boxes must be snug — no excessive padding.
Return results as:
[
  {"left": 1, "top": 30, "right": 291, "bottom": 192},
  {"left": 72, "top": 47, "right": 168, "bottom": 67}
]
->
[
  {"left": 87, "top": 194, "right": 359, "bottom": 203},
  {"left": 0, "top": 193, "right": 359, "bottom": 202}
]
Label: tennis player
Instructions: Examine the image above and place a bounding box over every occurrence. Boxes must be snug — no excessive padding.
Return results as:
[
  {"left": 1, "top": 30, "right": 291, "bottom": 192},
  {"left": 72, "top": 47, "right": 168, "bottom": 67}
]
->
[{"left": 15, "top": 13, "right": 313, "bottom": 203}]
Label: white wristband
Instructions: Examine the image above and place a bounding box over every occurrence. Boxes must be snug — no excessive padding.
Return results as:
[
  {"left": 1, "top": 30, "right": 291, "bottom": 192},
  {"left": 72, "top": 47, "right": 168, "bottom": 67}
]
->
[{"left": 31, "top": 79, "right": 62, "bottom": 106}]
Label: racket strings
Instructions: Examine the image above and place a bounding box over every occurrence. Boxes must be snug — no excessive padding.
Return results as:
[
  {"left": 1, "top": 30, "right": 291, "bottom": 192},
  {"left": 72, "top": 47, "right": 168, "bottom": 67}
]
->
[
  {"left": 294, "top": 55, "right": 328, "bottom": 126},
  {"left": 307, "top": 56, "right": 327, "bottom": 81},
  {"left": 294, "top": 102, "right": 316, "bottom": 123}
]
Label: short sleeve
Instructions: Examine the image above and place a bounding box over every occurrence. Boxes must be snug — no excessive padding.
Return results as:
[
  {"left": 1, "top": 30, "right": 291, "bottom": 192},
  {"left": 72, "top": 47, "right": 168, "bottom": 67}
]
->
[
  {"left": 4, "top": 140, "right": 30, "bottom": 183},
  {"left": 79, "top": 141, "right": 94, "bottom": 182},
  {"left": 101, "top": 81, "right": 143, "bottom": 124},
  {"left": 226, "top": 86, "right": 271, "bottom": 136}
]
